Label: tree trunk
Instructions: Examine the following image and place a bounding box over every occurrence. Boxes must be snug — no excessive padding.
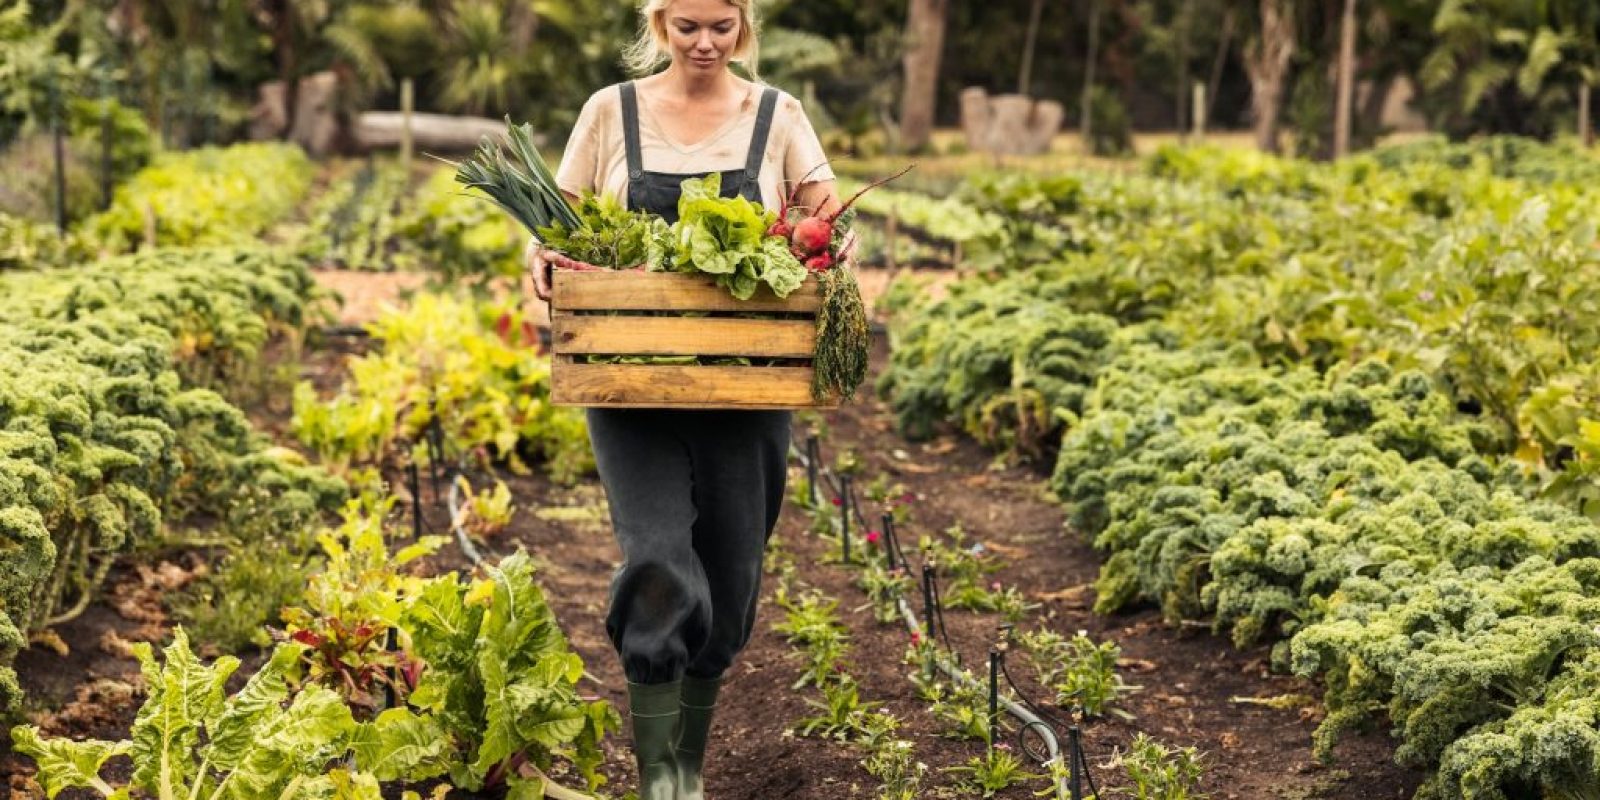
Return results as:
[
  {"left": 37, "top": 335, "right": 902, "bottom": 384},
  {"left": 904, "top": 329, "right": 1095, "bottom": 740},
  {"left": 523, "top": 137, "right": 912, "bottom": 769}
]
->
[
  {"left": 1018, "top": 0, "right": 1045, "bottom": 96},
  {"left": 898, "top": 0, "right": 950, "bottom": 152},
  {"left": 1333, "top": 0, "right": 1357, "bottom": 158},
  {"left": 1581, "top": 81, "right": 1593, "bottom": 147},
  {"left": 1081, "top": 0, "right": 1103, "bottom": 148},
  {"left": 1207, "top": 7, "right": 1237, "bottom": 127},
  {"left": 270, "top": 0, "right": 300, "bottom": 138},
  {"left": 1356, "top": 73, "right": 1395, "bottom": 148},
  {"left": 1175, "top": 0, "right": 1195, "bottom": 134},
  {"left": 1244, "top": 0, "right": 1295, "bottom": 153}
]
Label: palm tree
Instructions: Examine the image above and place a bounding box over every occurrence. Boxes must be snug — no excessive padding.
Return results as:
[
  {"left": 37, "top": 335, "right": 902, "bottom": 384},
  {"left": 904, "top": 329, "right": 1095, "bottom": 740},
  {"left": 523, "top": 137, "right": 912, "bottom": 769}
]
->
[{"left": 1421, "top": 0, "right": 1600, "bottom": 138}]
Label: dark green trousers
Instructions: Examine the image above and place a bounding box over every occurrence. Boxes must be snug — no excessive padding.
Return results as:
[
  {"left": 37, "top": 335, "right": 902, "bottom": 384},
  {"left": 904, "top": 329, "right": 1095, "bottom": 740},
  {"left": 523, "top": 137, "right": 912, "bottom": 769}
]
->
[{"left": 586, "top": 408, "right": 791, "bottom": 684}]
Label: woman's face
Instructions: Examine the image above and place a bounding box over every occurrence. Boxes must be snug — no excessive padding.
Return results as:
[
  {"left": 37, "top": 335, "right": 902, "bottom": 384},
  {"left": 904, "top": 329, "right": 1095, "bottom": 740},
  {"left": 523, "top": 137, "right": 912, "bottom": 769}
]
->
[{"left": 663, "top": 0, "right": 742, "bottom": 73}]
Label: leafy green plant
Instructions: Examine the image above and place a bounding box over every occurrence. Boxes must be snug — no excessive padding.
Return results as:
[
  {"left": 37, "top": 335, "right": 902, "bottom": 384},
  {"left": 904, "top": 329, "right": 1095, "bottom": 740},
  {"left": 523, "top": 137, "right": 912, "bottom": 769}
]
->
[
  {"left": 280, "top": 494, "right": 446, "bottom": 717},
  {"left": 10, "top": 629, "right": 374, "bottom": 800},
  {"left": 292, "top": 292, "right": 593, "bottom": 483},
  {"left": 855, "top": 561, "right": 914, "bottom": 625},
  {"left": 1018, "top": 629, "right": 1138, "bottom": 719},
  {"left": 861, "top": 738, "right": 928, "bottom": 800},
  {"left": 401, "top": 550, "right": 620, "bottom": 793},
  {"left": 170, "top": 534, "right": 321, "bottom": 652},
  {"left": 944, "top": 745, "right": 1042, "bottom": 798},
  {"left": 795, "top": 674, "right": 883, "bottom": 741},
  {"left": 773, "top": 586, "right": 852, "bottom": 690},
  {"left": 0, "top": 247, "right": 345, "bottom": 712},
  {"left": 659, "top": 172, "right": 807, "bottom": 300},
  {"left": 1110, "top": 733, "right": 1208, "bottom": 800},
  {"left": 535, "top": 192, "right": 669, "bottom": 269},
  {"left": 453, "top": 475, "right": 516, "bottom": 540},
  {"left": 85, "top": 143, "right": 316, "bottom": 252}
]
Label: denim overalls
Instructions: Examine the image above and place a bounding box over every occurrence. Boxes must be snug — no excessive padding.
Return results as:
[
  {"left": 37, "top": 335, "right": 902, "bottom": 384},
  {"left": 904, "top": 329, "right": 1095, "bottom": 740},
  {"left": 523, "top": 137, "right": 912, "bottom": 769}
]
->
[{"left": 587, "top": 81, "right": 793, "bottom": 684}]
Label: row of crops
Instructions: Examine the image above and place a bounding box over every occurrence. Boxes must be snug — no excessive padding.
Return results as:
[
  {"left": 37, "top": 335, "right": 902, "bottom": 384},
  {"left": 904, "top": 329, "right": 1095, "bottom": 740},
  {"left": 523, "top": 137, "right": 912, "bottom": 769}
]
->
[
  {"left": 0, "top": 247, "right": 345, "bottom": 710},
  {"left": 3, "top": 142, "right": 626, "bottom": 799},
  {"left": 879, "top": 138, "right": 1600, "bottom": 799},
  {"left": 2, "top": 141, "right": 524, "bottom": 285}
]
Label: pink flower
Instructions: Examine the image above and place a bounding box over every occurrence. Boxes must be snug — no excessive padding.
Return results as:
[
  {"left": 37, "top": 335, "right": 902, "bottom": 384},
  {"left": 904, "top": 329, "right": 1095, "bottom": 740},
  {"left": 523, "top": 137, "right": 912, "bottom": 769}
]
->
[
  {"left": 831, "top": 496, "right": 843, "bottom": 507},
  {"left": 899, "top": 492, "right": 916, "bottom": 504},
  {"left": 910, "top": 630, "right": 922, "bottom": 645},
  {"left": 990, "top": 581, "right": 1003, "bottom": 591},
  {"left": 995, "top": 742, "right": 1012, "bottom": 752},
  {"left": 866, "top": 530, "right": 881, "bottom": 544}
]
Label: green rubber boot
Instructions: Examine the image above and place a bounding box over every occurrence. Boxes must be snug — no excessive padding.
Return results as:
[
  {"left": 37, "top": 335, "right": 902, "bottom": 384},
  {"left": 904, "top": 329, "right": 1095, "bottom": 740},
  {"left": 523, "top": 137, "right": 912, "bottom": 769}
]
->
[
  {"left": 673, "top": 674, "right": 723, "bottom": 800},
  {"left": 626, "top": 680, "right": 682, "bottom": 800}
]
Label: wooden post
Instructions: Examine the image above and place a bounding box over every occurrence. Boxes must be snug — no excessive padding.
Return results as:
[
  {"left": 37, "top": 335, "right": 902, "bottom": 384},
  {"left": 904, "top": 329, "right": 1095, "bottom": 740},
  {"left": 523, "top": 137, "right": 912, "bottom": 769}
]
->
[
  {"left": 1175, "top": 0, "right": 1195, "bottom": 137},
  {"left": 52, "top": 82, "right": 66, "bottom": 234},
  {"left": 1018, "top": 0, "right": 1045, "bottom": 96},
  {"left": 1206, "top": 8, "right": 1237, "bottom": 135},
  {"left": 1581, "top": 82, "right": 1593, "bottom": 148},
  {"left": 1332, "top": 0, "right": 1358, "bottom": 158},
  {"left": 400, "top": 77, "right": 415, "bottom": 174},
  {"left": 101, "top": 93, "right": 114, "bottom": 210},
  {"left": 1193, "top": 82, "right": 1207, "bottom": 141},
  {"left": 1080, "top": 0, "right": 1103, "bottom": 151}
]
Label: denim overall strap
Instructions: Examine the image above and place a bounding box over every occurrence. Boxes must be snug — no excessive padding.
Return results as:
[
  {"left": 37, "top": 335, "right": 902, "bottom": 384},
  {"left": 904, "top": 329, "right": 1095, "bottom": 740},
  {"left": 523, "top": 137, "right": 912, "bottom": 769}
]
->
[
  {"left": 620, "top": 81, "right": 645, "bottom": 182},
  {"left": 740, "top": 87, "right": 780, "bottom": 196}
]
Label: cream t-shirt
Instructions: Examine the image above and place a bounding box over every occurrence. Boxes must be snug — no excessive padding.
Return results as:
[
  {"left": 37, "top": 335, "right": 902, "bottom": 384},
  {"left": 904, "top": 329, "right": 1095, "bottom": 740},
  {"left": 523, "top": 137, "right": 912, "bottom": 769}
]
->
[{"left": 555, "top": 81, "right": 836, "bottom": 212}]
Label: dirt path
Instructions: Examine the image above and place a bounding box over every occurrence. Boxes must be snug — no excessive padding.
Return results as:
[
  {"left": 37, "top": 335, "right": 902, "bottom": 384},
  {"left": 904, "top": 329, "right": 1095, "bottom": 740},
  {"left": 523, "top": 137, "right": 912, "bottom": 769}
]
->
[{"left": 6, "top": 268, "right": 1422, "bottom": 800}]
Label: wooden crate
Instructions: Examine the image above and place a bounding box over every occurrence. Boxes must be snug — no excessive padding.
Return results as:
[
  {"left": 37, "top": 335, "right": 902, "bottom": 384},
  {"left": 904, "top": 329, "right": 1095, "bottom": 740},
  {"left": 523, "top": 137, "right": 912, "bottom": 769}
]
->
[{"left": 549, "top": 270, "right": 839, "bottom": 409}]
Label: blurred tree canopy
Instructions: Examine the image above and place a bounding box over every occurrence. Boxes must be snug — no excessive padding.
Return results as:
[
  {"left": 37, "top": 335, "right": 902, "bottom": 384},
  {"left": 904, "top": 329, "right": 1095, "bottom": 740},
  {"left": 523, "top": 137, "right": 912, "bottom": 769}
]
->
[{"left": 3, "top": 0, "right": 1597, "bottom": 153}]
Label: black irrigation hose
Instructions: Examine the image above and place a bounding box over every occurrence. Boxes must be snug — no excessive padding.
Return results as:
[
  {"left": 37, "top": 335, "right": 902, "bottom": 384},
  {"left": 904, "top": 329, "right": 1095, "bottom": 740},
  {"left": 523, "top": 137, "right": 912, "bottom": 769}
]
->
[
  {"left": 788, "top": 437, "right": 1072, "bottom": 800},
  {"left": 1000, "top": 653, "right": 1105, "bottom": 799}
]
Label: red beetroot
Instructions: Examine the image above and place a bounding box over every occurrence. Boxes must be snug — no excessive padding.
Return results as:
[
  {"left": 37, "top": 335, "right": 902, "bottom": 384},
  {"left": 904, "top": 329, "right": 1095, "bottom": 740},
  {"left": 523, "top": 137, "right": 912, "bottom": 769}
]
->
[
  {"left": 804, "top": 253, "right": 834, "bottom": 272},
  {"left": 781, "top": 164, "right": 914, "bottom": 263},
  {"left": 767, "top": 161, "right": 832, "bottom": 239},
  {"left": 792, "top": 217, "right": 834, "bottom": 256}
]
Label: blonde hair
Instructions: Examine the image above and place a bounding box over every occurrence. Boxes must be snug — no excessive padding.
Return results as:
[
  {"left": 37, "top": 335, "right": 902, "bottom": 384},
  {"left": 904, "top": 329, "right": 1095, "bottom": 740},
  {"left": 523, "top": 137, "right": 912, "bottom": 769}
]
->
[{"left": 623, "top": 0, "right": 761, "bottom": 79}]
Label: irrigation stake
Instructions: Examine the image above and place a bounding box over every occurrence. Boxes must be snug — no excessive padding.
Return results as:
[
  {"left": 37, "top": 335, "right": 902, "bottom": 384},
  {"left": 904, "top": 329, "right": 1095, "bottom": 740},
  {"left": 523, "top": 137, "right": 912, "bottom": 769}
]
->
[
  {"left": 839, "top": 474, "right": 852, "bottom": 563},
  {"left": 383, "top": 627, "right": 398, "bottom": 709},
  {"left": 805, "top": 435, "right": 820, "bottom": 505},
  {"left": 880, "top": 512, "right": 897, "bottom": 568},
  {"left": 426, "top": 399, "right": 444, "bottom": 502},
  {"left": 408, "top": 461, "right": 423, "bottom": 540},
  {"left": 988, "top": 649, "right": 1001, "bottom": 755},
  {"left": 1069, "top": 725, "right": 1084, "bottom": 800}
]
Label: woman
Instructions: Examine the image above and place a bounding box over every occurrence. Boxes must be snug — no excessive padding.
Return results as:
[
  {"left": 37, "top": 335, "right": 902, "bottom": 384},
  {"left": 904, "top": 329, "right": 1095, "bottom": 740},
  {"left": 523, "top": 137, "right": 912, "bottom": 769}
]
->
[{"left": 523, "top": 1, "right": 844, "bottom": 797}]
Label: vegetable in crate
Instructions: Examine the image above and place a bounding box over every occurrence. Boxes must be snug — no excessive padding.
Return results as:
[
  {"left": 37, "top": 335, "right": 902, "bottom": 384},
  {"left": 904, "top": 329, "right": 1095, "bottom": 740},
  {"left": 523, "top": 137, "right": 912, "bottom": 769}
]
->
[
  {"left": 452, "top": 119, "right": 581, "bottom": 233},
  {"left": 771, "top": 164, "right": 914, "bottom": 272},
  {"left": 536, "top": 193, "right": 669, "bottom": 270},
  {"left": 662, "top": 172, "right": 807, "bottom": 300}
]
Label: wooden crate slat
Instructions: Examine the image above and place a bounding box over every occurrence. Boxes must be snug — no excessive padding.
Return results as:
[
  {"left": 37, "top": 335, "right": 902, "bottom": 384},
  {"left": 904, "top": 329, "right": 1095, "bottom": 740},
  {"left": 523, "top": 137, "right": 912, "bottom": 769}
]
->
[
  {"left": 552, "top": 361, "right": 836, "bottom": 408},
  {"left": 552, "top": 270, "right": 822, "bottom": 313},
  {"left": 553, "top": 316, "right": 816, "bottom": 358}
]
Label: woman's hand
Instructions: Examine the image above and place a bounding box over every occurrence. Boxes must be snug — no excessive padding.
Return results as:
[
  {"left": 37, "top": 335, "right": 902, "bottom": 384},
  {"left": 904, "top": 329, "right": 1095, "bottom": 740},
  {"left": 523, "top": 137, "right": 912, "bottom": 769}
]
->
[{"left": 525, "top": 236, "right": 552, "bottom": 302}]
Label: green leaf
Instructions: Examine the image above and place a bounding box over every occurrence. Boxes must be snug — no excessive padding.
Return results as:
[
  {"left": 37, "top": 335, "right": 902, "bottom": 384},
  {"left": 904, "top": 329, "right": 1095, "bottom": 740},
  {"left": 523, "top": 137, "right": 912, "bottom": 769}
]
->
[
  {"left": 128, "top": 628, "right": 238, "bottom": 797},
  {"left": 220, "top": 684, "right": 358, "bottom": 799},
  {"left": 8, "top": 725, "right": 131, "bottom": 799},
  {"left": 518, "top": 710, "right": 587, "bottom": 750},
  {"left": 207, "top": 642, "right": 305, "bottom": 770},
  {"left": 350, "top": 708, "right": 453, "bottom": 782},
  {"left": 505, "top": 773, "right": 548, "bottom": 800},
  {"left": 760, "top": 237, "right": 806, "bottom": 298}
]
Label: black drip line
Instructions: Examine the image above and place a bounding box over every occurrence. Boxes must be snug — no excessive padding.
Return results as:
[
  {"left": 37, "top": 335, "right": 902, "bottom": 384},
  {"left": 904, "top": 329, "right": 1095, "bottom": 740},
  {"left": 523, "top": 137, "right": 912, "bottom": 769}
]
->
[
  {"left": 998, "top": 649, "right": 1104, "bottom": 800},
  {"left": 793, "top": 429, "right": 1114, "bottom": 800}
]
